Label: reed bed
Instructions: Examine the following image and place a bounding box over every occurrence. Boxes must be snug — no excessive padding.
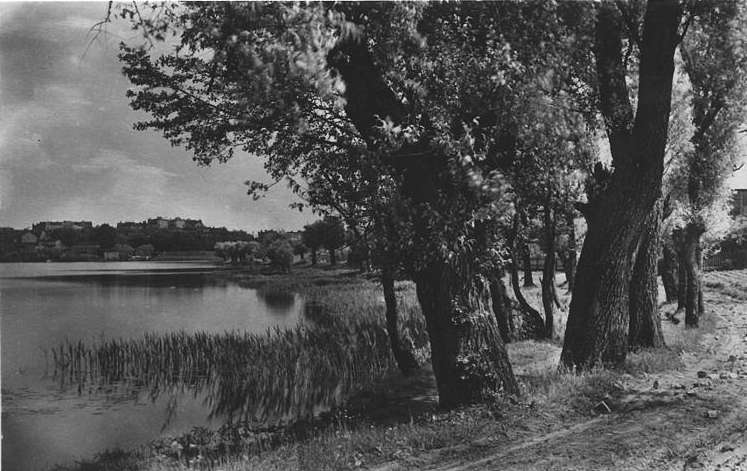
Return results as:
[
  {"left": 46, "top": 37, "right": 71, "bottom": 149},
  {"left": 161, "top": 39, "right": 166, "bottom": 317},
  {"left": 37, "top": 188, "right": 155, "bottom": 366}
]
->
[{"left": 50, "top": 278, "right": 429, "bottom": 426}]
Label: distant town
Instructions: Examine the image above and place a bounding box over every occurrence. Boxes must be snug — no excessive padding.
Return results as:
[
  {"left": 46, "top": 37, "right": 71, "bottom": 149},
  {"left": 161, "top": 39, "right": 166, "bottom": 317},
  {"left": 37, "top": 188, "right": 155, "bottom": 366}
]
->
[{"left": 0, "top": 217, "right": 303, "bottom": 263}]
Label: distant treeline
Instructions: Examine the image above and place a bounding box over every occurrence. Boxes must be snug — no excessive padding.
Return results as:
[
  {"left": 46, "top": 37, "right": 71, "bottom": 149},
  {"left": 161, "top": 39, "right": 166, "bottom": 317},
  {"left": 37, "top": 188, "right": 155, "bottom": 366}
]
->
[{"left": 0, "top": 219, "right": 260, "bottom": 262}]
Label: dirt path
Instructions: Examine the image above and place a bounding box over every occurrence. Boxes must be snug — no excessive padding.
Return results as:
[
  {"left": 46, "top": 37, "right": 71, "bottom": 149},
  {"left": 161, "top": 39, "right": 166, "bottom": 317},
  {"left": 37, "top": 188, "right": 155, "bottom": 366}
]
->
[{"left": 376, "top": 271, "right": 747, "bottom": 471}]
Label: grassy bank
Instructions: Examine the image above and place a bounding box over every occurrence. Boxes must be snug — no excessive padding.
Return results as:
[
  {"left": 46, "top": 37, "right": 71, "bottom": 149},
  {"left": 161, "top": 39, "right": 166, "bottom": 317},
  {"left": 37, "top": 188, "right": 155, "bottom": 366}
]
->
[
  {"left": 50, "top": 272, "right": 428, "bottom": 426},
  {"left": 50, "top": 267, "right": 723, "bottom": 471}
]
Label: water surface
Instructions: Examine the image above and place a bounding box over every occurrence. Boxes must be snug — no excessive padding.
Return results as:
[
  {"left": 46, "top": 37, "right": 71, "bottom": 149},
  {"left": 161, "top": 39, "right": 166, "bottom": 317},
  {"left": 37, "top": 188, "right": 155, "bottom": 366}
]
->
[{"left": 1, "top": 262, "right": 303, "bottom": 471}]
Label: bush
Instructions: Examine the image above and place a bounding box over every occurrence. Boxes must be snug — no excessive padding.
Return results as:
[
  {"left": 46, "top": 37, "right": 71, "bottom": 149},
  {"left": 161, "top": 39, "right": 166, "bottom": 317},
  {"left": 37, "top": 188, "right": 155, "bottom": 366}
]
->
[{"left": 267, "top": 240, "right": 294, "bottom": 272}]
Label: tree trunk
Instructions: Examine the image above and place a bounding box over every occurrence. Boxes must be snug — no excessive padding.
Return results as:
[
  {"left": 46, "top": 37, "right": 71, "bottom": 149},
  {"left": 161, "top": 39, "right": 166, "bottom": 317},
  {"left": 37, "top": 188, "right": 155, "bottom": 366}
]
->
[
  {"left": 509, "top": 244, "right": 546, "bottom": 340},
  {"left": 415, "top": 262, "right": 519, "bottom": 407},
  {"left": 541, "top": 202, "right": 557, "bottom": 339},
  {"left": 628, "top": 200, "right": 665, "bottom": 349},
  {"left": 674, "top": 229, "right": 688, "bottom": 312},
  {"left": 661, "top": 237, "right": 678, "bottom": 303},
  {"left": 684, "top": 222, "right": 705, "bottom": 327},
  {"left": 521, "top": 242, "right": 535, "bottom": 287},
  {"left": 488, "top": 268, "right": 513, "bottom": 343},
  {"left": 560, "top": 1, "right": 682, "bottom": 369},
  {"left": 329, "top": 248, "right": 336, "bottom": 266},
  {"left": 382, "top": 264, "right": 419, "bottom": 375},
  {"left": 565, "top": 212, "right": 577, "bottom": 294},
  {"left": 311, "top": 248, "right": 318, "bottom": 266},
  {"left": 328, "top": 29, "right": 521, "bottom": 408},
  {"left": 696, "top": 243, "right": 705, "bottom": 315}
]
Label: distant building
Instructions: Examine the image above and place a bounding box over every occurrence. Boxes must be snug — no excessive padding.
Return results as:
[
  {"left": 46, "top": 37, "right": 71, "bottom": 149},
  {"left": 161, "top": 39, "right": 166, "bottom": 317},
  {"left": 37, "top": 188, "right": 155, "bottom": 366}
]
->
[
  {"left": 185, "top": 219, "right": 204, "bottom": 230},
  {"left": 147, "top": 217, "right": 170, "bottom": 229},
  {"left": 117, "top": 221, "right": 144, "bottom": 232},
  {"left": 20, "top": 232, "right": 38, "bottom": 245},
  {"left": 103, "top": 251, "right": 120, "bottom": 261},
  {"left": 286, "top": 230, "right": 303, "bottom": 244},
  {"left": 173, "top": 218, "right": 186, "bottom": 229},
  {"left": 33, "top": 221, "right": 92, "bottom": 233}
]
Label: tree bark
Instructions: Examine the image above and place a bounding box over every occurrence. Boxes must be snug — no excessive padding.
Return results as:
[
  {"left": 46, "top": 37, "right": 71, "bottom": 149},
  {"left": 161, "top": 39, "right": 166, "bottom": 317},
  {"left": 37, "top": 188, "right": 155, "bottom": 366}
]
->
[
  {"left": 628, "top": 200, "right": 665, "bottom": 349},
  {"left": 521, "top": 242, "right": 535, "bottom": 287},
  {"left": 415, "top": 263, "right": 519, "bottom": 407},
  {"left": 488, "top": 269, "right": 514, "bottom": 343},
  {"left": 565, "top": 212, "right": 577, "bottom": 293},
  {"left": 541, "top": 201, "right": 557, "bottom": 339},
  {"left": 311, "top": 248, "right": 318, "bottom": 266},
  {"left": 509, "top": 243, "right": 546, "bottom": 340},
  {"left": 683, "top": 222, "right": 705, "bottom": 327},
  {"left": 560, "top": 1, "right": 682, "bottom": 369},
  {"left": 674, "top": 228, "right": 688, "bottom": 312},
  {"left": 382, "top": 263, "right": 419, "bottom": 375},
  {"left": 661, "top": 236, "right": 678, "bottom": 303}
]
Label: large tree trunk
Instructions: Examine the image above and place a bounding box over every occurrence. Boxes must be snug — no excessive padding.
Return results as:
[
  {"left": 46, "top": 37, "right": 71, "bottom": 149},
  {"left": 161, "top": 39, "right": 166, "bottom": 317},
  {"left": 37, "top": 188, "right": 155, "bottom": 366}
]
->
[
  {"left": 382, "top": 264, "right": 419, "bottom": 375},
  {"left": 488, "top": 268, "right": 514, "bottom": 343},
  {"left": 560, "top": 2, "right": 682, "bottom": 369},
  {"left": 328, "top": 34, "right": 519, "bottom": 407},
  {"left": 541, "top": 201, "right": 557, "bottom": 339},
  {"left": 415, "top": 263, "right": 519, "bottom": 407},
  {"left": 629, "top": 200, "right": 665, "bottom": 349},
  {"left": 683, "top": 222, "right": 705, "bottom": 327},
  {"left": 661, "top": 236, "right": 678, "bottom": 303}
]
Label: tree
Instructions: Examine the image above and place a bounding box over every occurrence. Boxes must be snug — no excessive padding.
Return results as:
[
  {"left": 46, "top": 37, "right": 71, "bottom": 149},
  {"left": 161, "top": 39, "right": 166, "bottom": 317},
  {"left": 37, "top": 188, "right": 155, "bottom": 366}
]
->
[
  {"left": 319, "top": 216, "right": 345, "bottom": 266},
  {"left": 675, "top": 0, "right": 747, "bottom": 327},
  {"left": 267, "top": 239, "right": 294, "bottom": 273},
  {"left": 292, "top": 240, "right": 308, "bottom": 262},
  {"left": 560, "top": 1, "right": 685, "bottom": 369},
  {"left": 50, "top": 228, "right": 81, "bottom": 247},
  {"left": 302, "top": 221, "right": 325, "bottom": 266},
  {"left": 115, "top": 2, "right": 610, "bottom": 405},
  {"left": 93, "top": 224, "right": 117, "bottom": 250}
]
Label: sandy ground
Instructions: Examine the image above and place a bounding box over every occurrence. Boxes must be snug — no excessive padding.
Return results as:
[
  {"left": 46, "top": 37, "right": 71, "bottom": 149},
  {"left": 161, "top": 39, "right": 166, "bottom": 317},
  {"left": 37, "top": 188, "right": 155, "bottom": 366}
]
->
[{"left": 374, "top": 270, "right": 747, "bottom": 471}]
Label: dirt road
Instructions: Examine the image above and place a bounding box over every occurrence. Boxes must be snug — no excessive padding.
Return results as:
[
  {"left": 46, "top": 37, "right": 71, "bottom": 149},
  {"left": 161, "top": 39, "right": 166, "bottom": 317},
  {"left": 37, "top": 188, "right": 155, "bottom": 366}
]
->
[{"left": 377, "top": 271, "right": 747, "bottom": 471}]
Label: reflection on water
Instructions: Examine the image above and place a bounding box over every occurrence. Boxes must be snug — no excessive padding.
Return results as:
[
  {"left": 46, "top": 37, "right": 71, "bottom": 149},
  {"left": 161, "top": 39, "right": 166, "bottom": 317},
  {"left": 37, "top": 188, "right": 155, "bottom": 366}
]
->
[
  {"left": 0, "top": 262, "right": 303, "bottom": 471},
  {"left": 256, "top": 286, "right": 298, "bottom": 313},
  {"left": 48, "top": 307, "right": 397, "bottom": 429}
]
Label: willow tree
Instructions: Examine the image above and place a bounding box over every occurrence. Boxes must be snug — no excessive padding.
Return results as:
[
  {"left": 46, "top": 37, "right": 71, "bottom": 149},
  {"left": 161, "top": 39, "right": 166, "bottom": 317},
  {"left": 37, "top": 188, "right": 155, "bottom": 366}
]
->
[
  {"left": 560, "top": 1, "right": 685, "bottom": 368},
  {"left": 676, "top": 0, "right": 747, "bottom": 327},
  {"left": 118, "top": 2, "right": 602, "bottom": 406}
]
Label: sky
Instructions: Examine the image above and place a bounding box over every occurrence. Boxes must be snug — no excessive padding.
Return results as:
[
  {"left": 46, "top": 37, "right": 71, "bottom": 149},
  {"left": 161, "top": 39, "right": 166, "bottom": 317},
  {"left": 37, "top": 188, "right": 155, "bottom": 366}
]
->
[
  {"left": 1, "top": 3, "right": 746, "bottom": 232},
  {"left": 0, "top": 2, "right": 316, "bottom": 232}
]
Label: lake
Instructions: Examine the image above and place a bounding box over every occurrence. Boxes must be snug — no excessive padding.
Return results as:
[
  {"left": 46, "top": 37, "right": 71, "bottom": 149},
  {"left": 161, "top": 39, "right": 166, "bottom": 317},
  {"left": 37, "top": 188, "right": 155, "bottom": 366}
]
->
[{"left": 0, "top": 262, "right": 304, "bottom": 471}]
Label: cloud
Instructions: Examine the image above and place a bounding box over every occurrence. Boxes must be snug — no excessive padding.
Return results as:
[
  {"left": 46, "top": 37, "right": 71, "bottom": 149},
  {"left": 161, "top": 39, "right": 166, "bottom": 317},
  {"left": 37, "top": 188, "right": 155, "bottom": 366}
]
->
[{"left": 0, "top": 3, "right": 315, "bottom": 232}]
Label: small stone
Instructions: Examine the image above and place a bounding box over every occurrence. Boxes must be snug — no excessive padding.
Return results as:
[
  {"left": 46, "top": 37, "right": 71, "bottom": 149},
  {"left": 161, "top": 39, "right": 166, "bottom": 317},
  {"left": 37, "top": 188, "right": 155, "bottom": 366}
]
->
[
  {"left": 697, "top": 370, "right": 708, "bottom": 378},
  {"left": 704, "top": 410, "right": 719, "bottom": 419},
  {"left": 673, "top": 383, "right": 686, "bottom": 390},
  {"left": 728, "top": 355, "right": 737, "bottom": 362},
  {"left": 653, "top": 380, "right": 659, "bottom": 389},
  {"left": 720, "top": 444, "right": 735, "bottom": 452},
  {"left": 719, "top": 372, "right": 729, "bottom": 380},
  {"left": 686, "top": 390, "right": 697, "bottom": 397}
]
